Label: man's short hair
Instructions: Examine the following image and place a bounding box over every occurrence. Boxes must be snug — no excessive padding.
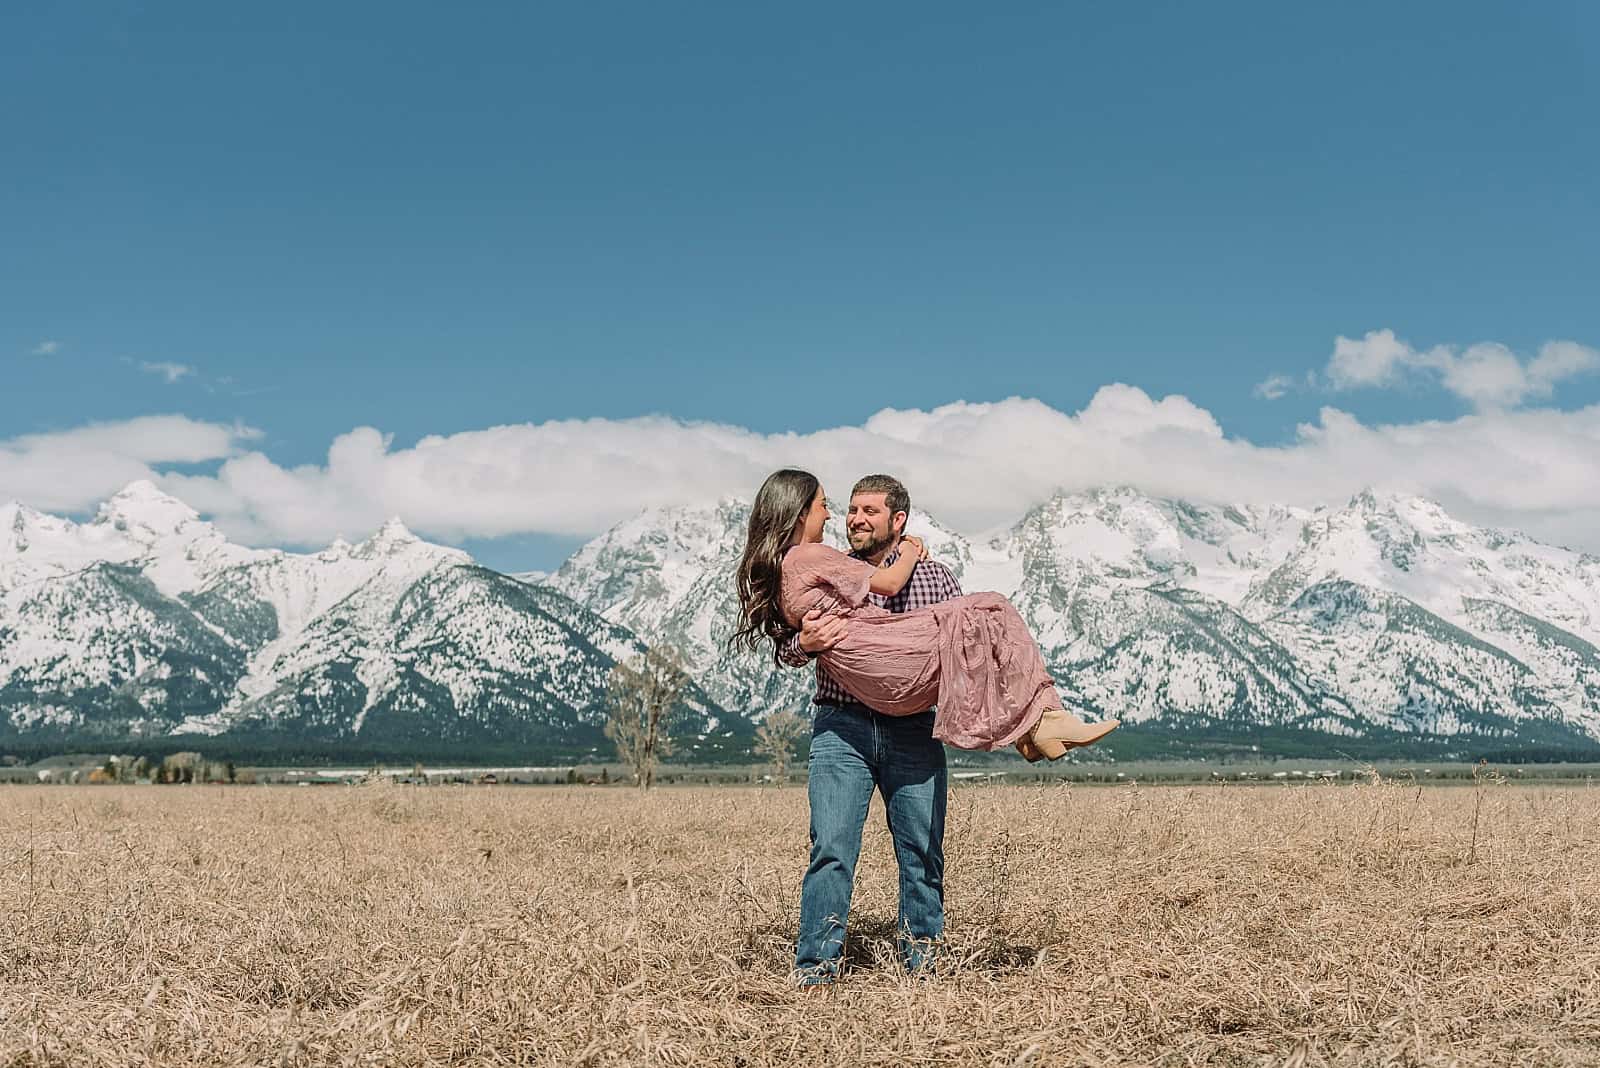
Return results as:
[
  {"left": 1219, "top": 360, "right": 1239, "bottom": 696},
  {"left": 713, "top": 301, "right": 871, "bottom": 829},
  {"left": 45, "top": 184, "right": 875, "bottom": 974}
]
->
[{"left": 851, "top": 474, "right": 910, "bottom": 518}]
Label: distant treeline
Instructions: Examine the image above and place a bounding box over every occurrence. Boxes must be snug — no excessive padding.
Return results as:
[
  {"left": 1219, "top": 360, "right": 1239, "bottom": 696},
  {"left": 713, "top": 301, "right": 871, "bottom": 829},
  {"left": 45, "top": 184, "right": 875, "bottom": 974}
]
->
[
  {"left": 1101, "top": 721, "right": 1600, "bottom": 765},
  {"left": 0, "top": 734, "right": 627, "bottom": 768},
  {"left": 4, "top": 720, "right": 1600, "bottom": 769}
]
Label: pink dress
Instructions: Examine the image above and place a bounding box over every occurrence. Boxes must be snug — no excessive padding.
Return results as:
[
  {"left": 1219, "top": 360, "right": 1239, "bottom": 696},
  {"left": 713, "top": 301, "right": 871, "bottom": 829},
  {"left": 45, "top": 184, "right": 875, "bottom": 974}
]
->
[{"left": 781, "top": 542, "right": 1064, "bottom": 751}]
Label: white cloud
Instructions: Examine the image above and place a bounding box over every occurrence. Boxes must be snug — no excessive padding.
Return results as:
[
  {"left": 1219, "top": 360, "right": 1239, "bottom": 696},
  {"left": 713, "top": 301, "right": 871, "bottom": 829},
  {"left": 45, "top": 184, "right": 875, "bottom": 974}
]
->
[
  {"left": 1529, "top": 340, "right": 1600, "bottom": 390},
  {"left": 147, "top": 385, "right": 1600, "bottom": 557},
  {"left": 1437, "top": 343, "right": 1528, "bottom": 409},
  {"left": 1326, "top": 329, "right": 1421, "bottom": 390},
  {"left": 1319, "top": 329, "right": 1599, "bottom": 410},
  {"left": 139, "top": 361, "right": 195, "bottom": 384},
  {"left": 1252, "top": 374, "right": 1296, "bottom": 400},
  {"left": 12, "top": 367, "right": 1600, "bottom": 556},
  {"left": 30, "top": 340, "right": 60, "bottom": 357},
  {"left": 0, "top": 416, "right": 258, "bottom": 514}
]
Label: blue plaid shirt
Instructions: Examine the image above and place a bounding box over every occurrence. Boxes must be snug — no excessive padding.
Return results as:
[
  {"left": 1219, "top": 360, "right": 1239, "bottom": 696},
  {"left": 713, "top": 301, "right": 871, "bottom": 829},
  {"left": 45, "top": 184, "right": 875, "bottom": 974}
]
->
[{"left": 779, "top": 544, "right": 963, "bottom": 706}]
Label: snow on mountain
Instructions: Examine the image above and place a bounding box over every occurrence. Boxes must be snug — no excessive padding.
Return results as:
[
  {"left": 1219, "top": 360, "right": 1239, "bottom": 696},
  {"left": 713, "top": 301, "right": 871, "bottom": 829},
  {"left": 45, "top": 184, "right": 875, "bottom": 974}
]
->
[
  {"left": 0, "top": 563, "right": 245, "bottom": 735},
  {"left": 1229, "top": 491, "right": 1600, "bottom": 741},
  {"left": 1000, "top": 489, "right": 1301, "bottom": 615},
  {"left": 9, "top": 479, "right": 1600, "bottom": 755},
  {"left": 93, "top": 480, "right": 265, "bottom": 595},
  {"left": 552, "top": 486, "right": 1600, "bottom": 748},
  {"left": 544, "top": 499, "right": 823, "bottom": 719},
  {"left": 1457, "top": 599, "right": 1600, "bottom": 738},
  {"left": 1263, "top": 581, "right": 1559, "bottom": 738},
  {"left": 2, "top": 481, "right": 253, "bottom": 596},
  {"left": 0, "top": 484, "right": 742, "bottom": 754},
  {"left": 1243, "top": 491, "right": 1600, "bottom": 643}
]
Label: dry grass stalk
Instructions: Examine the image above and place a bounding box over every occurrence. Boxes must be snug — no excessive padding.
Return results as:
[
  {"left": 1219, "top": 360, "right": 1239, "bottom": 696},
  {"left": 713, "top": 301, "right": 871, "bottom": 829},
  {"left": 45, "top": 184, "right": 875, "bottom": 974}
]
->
[{"left": 2, "top": 777, "right": 1599, "bottom": 1066}]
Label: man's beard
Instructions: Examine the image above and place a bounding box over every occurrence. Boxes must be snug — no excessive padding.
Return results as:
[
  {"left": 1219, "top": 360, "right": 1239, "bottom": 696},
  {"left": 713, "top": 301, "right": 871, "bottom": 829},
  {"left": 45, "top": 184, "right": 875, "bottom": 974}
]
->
[{"left": 848, "top": 526, "right": 896, "bottom": 558}]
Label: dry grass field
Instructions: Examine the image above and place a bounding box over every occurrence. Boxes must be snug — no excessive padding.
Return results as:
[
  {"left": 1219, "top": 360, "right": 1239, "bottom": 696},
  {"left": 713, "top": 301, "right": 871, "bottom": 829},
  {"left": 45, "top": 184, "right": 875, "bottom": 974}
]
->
[{"left": 4, "top": 776, "right": 1600, "bottom": 1066}]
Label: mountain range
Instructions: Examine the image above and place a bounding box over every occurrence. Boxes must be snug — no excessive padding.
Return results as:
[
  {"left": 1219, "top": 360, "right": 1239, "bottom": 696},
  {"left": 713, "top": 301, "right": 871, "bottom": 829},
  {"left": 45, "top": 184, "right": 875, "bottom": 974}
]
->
[
  {"left": 546, "top": 488, "right": 1600, "bottom": 759},
  {"left": 5, "top": 481, "right": 1600, "bottom": 761},
  {"left": 0, "top": 483, "right": 742, "bottom": 761}
]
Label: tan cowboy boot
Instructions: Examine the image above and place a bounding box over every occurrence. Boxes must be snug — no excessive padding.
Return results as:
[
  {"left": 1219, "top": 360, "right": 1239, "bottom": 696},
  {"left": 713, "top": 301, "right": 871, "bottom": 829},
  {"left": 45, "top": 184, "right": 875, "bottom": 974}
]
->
[{"left": 1026, "top": 708, "right": 1120, "bottom": 760}]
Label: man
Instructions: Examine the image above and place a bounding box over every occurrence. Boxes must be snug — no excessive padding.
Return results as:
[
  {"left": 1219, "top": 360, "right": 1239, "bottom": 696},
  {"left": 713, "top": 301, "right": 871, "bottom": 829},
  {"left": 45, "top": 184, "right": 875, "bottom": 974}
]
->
[{"left": 780, "top": 473, "right": 961, "bottom": 986}]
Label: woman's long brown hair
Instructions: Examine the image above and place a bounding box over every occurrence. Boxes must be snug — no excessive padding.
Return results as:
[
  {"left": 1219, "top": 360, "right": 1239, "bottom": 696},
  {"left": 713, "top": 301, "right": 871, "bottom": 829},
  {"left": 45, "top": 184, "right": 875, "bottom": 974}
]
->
[{"left": 732, "top": 468, "right": 819, "bottom": 664}]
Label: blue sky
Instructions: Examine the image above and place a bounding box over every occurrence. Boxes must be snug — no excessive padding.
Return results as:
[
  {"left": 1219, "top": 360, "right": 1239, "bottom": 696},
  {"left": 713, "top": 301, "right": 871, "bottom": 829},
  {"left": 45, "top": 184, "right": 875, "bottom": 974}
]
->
[{"left": 4, "top": 2, "right": 1599, "bottom": 570}]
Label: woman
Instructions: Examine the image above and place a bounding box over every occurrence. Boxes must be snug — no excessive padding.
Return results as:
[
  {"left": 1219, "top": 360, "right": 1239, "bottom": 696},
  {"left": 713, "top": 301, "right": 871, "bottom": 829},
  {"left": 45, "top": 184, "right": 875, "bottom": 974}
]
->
[{"left": 733, "top": 468, "right": 1118, "bottom": 760}]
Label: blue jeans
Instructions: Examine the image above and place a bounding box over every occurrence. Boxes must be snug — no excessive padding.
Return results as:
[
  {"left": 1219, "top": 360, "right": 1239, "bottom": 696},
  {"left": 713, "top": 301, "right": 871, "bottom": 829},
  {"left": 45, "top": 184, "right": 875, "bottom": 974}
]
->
[{"left": 794, "top": 701, "right": 947, "bottom": 984}]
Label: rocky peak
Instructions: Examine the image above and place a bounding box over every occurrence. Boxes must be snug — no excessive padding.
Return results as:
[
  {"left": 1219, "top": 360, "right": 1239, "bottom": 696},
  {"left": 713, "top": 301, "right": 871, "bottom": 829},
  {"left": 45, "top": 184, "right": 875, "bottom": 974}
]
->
[
  {"left": 354, "top": 517, "right": 419, "bottom": 554},
  {"left": 347, "top": 517, "right": 470, "bottom": 567},
  {"left": 1349, "top": 487, "right": 1381, "bottom": 512},
  {"left": 0, "top": 501, "right": 42, "bottom": 553},
  {"left": 318, "top": 536, "right": 354, "bottom": 560},
  {"left": 2, "top": 499, "right": 39, "bottom": 529},
  {"left": 94, "top": 480, "right": 205, "bottom": 540}
]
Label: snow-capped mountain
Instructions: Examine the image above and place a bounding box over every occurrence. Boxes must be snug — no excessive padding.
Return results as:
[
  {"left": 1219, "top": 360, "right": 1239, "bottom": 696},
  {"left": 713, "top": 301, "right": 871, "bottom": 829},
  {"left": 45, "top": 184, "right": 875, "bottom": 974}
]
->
[
  {"left": 9, "top": 480, "right": 1600, "bottom": 758},
  {"left": 544, "top": 500, "right": 822, "bottom": 719},
  {"left": 0, "top": 483, "right": 743, "bottom": 756},
  {"left": 1239, "top": 491, "right": 1600, "bottom": 739},
  {"left": 1, "top": 482, "right": 260, "bottom": 595},
  {"left": 549, "top": 486, "right": 1600, "bottom": 751}
]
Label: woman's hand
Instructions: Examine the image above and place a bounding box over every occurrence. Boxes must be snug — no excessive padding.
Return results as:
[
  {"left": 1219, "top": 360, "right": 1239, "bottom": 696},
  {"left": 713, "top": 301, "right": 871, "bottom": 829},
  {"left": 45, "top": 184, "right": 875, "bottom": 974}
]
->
[{"left": 871, "top": 536, "right": 924, "bottom": 596}]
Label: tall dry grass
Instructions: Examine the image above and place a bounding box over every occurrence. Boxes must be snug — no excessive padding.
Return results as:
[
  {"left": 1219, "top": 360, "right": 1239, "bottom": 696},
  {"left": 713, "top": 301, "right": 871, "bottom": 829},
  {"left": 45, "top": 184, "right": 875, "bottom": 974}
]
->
[{"left": 3, "top": 776, "right": 1600, "bottom": 1066}]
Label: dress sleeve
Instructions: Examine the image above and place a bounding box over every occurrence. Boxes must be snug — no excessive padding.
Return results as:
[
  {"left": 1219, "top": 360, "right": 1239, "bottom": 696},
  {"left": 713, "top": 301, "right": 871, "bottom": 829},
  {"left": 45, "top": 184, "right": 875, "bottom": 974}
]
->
[{"left": 787, "top": 543, "right": 877, "bottom": 610}]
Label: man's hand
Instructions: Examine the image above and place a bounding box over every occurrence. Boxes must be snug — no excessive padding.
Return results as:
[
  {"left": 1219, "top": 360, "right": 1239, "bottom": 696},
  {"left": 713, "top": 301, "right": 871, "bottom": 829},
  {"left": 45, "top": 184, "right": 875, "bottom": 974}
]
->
[{"left": 797, "top": 608, "right": 848, "bottom": 655}]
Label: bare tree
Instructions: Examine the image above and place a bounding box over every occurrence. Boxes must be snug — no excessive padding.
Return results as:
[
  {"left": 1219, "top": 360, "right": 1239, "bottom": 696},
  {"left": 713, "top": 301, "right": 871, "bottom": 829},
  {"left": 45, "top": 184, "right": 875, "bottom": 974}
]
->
[
  {"left": 754, "top": 709, "right": 809, "bottom": 787},
  {"left": 603, "top": 646, "right": 689, "bottom": 791}
]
